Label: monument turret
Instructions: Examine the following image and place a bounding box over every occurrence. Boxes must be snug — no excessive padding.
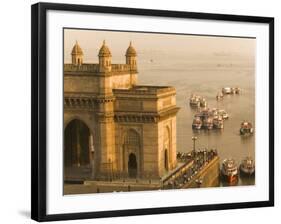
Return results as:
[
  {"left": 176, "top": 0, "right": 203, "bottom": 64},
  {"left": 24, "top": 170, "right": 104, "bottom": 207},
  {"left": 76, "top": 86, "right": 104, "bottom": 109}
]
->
[
  {"left": 71, "top": 41, "right": 83, "bottom": 65},
  {"left": 125, "top": 41, "right": 137, "bottom": 70},
  {"left": 98, "top": 40, "right": 112, "bottom": 72}
]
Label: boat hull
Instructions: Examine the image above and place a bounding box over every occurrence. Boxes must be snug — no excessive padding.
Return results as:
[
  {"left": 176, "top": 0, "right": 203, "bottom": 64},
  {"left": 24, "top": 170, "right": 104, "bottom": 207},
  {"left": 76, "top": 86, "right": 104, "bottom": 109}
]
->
[
  {"left": 221, "top": 173, "right": 238, "bottom": 184},
  {"left": 213, "top": 122, "right": 224, "bottom": 129},
  {"left": 192, "top": 125, "right": 202, "bottom": 130},
  {"left": 240, "top": 128, "right": 254, "bottom": 135}
]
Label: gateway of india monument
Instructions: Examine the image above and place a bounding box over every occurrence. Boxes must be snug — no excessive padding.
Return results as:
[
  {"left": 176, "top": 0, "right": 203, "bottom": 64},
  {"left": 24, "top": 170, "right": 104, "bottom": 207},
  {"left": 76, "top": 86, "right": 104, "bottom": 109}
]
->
[{"left": 64, "top": 40, "right": 180, "bottom": 182}]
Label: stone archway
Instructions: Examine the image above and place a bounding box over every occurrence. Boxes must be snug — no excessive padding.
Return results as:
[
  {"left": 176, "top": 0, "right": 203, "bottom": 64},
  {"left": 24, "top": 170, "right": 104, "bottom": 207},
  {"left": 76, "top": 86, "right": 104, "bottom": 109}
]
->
[
  {"left": 128, "top": 153, "right": 137, "bottom": 178},
  {"left": 123, "top": 129, "right": 141, "bottom": 178},
  {"left": 64, "top": 119, "right": 94, "bottom": 180},
  {"left": 163, "top": 126, "right": 171, "bottom": 171}
]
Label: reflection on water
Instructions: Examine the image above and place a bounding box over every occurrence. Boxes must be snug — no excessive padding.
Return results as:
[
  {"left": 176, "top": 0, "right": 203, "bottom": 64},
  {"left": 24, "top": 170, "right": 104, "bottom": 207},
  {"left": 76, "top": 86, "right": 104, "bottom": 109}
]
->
[{"left": 139, "top": 59, "right": 255, "bottom": 187}]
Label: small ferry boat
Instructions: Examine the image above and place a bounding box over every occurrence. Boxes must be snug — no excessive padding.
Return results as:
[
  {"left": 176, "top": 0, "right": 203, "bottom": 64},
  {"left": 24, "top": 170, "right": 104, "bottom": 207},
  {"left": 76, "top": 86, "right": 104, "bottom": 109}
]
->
[
  {"left": 211, "top": 108, "right": 218, "bottom": 116},
  {"left": 222, "top": 87, "right": 240, "bottom": 95},
  {"left": 222, "top": 87, "right": 232, "bottom": 94},
  {"left": 192, "top": 116, "right": 202, "bottom": 130},
  {"left": 216, "top": 92, "right": 224, "bottom": 100},
  {"left": 189, "top": 94, "right": 208, "bottom": 108},
  {"left": 199, "top": 97, "right": 207, "bottom": 107},
  {"left": 221, "top": 158, "right": 238, "bottom": 183},
  {"left": 213, "top": 116, "right": 224, "bottom": 129},
  {"left": 239, "top": 157, "right": 255, "bottom": 176},
  {"left": 240, "top": 121, "right": 254, "bottom": 135},
  {"left": 231, "top": 87, "right": 240, "bottom": 94},
  {"left": 199, "top": 108, "right": 212, "bottom": 119},
  {"left": 218, "top": 109, "right": 229, "bottom": 119},
  {"left": 203, "top": 117, "right": 213, "bottom": 130},
  {"left": 189, "top": 95, "right": 200, "bottom": 107}
]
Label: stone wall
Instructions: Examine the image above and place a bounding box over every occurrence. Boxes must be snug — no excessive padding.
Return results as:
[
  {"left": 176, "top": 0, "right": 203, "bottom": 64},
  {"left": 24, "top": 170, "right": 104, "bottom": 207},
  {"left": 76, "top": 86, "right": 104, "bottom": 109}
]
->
[
  {"left": 111, "top": 73, "right": 137, "bottom": 89},
  {"left": 142, "top": 123, "right": 160, "bottom": 178},
  {"left": 157, "top": 116, "right": 177, "bottom": 176},
  {"left": 64, "top": 69, "right": 137, "bottom": 94},
  {"left": 64, "top": 75, "right": 99, "bottom": 94}
]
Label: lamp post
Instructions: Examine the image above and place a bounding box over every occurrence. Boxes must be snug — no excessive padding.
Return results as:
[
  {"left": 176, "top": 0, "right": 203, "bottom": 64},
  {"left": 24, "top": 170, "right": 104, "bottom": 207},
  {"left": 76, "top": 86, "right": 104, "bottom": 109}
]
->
[{"left": 192, "top": 136, "right": 197, "bottom": 158}]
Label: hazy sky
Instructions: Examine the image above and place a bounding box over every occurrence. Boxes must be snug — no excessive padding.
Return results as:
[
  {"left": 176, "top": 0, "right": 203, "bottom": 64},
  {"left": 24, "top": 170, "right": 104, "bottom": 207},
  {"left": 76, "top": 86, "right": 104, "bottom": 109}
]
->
[{"left": 64, "top": 29, "right": 255, "bottom": 64}]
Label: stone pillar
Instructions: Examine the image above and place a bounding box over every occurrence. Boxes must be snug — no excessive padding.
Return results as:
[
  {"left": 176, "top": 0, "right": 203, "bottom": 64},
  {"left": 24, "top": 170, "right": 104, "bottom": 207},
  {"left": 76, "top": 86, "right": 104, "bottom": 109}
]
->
[{"left": 94, "top": 97, "right": 117, "bottom": 180}]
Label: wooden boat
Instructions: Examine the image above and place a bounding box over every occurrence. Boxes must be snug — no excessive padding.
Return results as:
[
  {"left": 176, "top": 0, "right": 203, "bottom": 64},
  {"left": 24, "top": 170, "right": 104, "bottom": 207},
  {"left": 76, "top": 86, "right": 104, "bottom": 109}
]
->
[
  {"left": 240, "top": 121, "right": 254, "bottom": 135},
  {"left": 203, "top": 117, "right": 213, "bottom": 130},
  {"left": 222, "top": 87, "right": 232, "bottom": 94},
  {"left": 192, "top": 116, "right": 202, "bottom": 130},
  {"left": 189, "top": 94, "right": 200, "bottom": 107},
  {"left": 218, "top": 109, "right": 229, "bottom": 119},
  {"left": 213, "top": 115, "right": 224, "bottom": 129},
  {"left": 221, "top": 158, "right": 238, "bottom": 183},
  {"left": 239, "top": 157, "right": 255, "bottom": 176}
]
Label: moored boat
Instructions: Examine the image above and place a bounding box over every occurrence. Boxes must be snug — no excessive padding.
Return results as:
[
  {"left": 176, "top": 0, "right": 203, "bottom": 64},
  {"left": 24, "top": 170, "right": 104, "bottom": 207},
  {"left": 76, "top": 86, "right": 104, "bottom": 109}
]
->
[
  {"left": 199, "top": 108, "right": 212, "bottom": 119},
  {"left": 199, "top": 97, "right": 207, "bottom": 107},
  {"left": 211, "top": 108, "right": 218, "bottom": 116},
  {"left": 218, "top": 109, "right": 229, "bottom": 119},
  {"left": 239, "top": 157, "right": 255, "bottom": 176},
  {"left": 221, "top": 158, "right": 238, "bottom": 183},
  {"left": 222, "top": 87, "right": 232, "bottom": 94},
  {"left": 231, "top": 87, "right": 240, "bottom": 94},
  {"left": 203, "top": 117, "right": 213, "bottom": 130},
  {"left": 189, "top": 94, "right": 208, "bottom": 108},
  {"left": 189, "top": 94, "right": 200, "bottom": 107},
  {"left": 240, "top": 121, "right": 254, "bottom": 135},
  {"left": 213, "top": 115, "right": 224, "bottom": 129},
  {"left": 192, "top": 116, "right": 202, "bottom": 130}
]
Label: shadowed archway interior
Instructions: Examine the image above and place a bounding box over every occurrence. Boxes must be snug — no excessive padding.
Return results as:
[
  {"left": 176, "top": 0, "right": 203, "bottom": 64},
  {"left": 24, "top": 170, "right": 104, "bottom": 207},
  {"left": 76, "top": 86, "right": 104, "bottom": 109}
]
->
[
  {"left": 128, "top": 153, "right": 137, "bottom": 178},
  {"left": 64, "top": 119, "right": 93, "bottom": 178},
  {"left": 123, "top": 129, "right": 141, "bottom": 178},
  {"left": 164, "top": 149, "right": 168, "bottom": 171}
]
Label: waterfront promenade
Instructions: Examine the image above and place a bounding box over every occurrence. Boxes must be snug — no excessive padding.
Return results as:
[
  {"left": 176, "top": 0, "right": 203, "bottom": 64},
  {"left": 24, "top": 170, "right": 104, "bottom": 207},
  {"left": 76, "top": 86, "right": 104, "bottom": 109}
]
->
[{"left": 64, "top": 149, "right": 219, "bottom": 194}]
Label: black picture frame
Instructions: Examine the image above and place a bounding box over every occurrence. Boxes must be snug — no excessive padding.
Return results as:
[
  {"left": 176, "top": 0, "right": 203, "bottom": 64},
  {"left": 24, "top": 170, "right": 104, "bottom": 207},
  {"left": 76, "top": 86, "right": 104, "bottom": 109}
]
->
[{"left": 31, "top": 2, "right": 274, "bottom": 222}]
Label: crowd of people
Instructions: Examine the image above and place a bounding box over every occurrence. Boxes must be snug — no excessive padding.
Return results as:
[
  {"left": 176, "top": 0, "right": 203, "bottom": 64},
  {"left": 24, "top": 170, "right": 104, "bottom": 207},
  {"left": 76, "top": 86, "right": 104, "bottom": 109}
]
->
[{"left": 164, "top": 149, "right": 218, "bottom": 189}]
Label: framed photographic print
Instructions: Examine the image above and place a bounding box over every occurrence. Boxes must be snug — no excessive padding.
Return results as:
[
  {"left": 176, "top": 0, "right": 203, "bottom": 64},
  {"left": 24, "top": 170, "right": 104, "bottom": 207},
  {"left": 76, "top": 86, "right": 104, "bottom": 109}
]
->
[{"left": 31, "top": 2, "right": 274, "bottom": 222}]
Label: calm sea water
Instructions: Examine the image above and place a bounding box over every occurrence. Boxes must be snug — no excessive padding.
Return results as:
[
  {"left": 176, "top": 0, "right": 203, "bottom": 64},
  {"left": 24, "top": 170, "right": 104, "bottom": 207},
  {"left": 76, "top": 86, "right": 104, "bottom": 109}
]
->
[{"left": 137, "top": 57, "right": 255, "bottom": 186}]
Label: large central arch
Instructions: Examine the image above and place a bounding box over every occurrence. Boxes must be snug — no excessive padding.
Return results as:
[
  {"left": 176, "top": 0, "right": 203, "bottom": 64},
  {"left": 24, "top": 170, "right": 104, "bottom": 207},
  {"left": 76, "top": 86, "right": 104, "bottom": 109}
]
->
[{"left": 64, "top": 119, "right": 94, "bottom": 179}]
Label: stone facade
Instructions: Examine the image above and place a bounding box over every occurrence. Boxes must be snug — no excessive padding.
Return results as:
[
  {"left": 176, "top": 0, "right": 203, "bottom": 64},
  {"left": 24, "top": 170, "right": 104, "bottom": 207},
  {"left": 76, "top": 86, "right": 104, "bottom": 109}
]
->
[{"left": 64, "top": 41, "right": 179, "bottom": 180}]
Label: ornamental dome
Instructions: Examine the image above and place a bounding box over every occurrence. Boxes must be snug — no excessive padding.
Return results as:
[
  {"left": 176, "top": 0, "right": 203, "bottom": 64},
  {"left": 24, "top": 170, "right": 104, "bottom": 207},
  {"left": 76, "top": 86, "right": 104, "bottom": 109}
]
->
[
  {"left": 126, "top": 41, "right": 137, "bottom": 56},
  {"left": 71, "top": 41, "right": 83, "bottom": 55},
  {"left": 98, "top": 40, "right": 111, "bottom": 56}
]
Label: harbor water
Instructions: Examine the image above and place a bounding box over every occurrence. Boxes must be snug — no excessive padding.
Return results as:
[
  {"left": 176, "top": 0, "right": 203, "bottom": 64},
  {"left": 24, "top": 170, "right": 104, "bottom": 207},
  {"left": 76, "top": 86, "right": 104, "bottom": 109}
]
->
[{"left": 138, "top": 57, "right": 255, "bottom": 187}]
